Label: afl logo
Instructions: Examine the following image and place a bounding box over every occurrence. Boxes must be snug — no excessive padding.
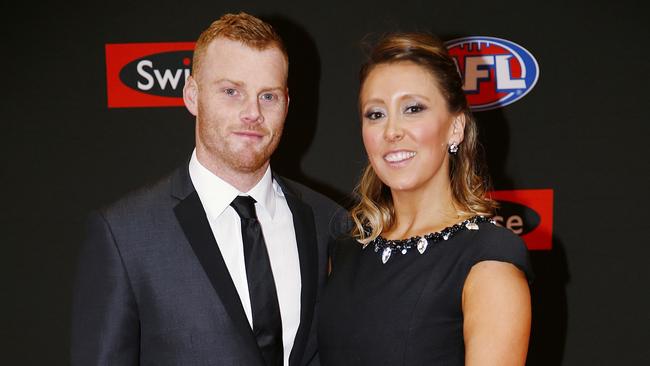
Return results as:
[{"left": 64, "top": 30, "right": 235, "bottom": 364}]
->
[{"left": 445, "top": 36, "right": 539, "bottom": 111}]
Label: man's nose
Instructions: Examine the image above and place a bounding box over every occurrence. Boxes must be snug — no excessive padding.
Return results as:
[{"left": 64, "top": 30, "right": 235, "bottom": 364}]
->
[{"left": 240, "top": 97, "right": 263, "bottom": 124}]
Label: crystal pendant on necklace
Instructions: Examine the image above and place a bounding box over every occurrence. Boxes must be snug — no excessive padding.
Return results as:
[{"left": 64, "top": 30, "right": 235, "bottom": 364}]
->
[
  {"left": 382, "top": 247, "right": 392, "bottom": 264},
  {"left": 466, "top": 222, "right": 479, "bottom": 230},
  {"left": 417, "top": 237, "right": 428, "bottom": 254},
  {"left": 443, "top": 233, "right": 450, "bottom": 240}
]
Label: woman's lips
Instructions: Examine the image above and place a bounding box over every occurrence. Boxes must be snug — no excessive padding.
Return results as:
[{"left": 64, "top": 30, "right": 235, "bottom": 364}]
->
[{"left": 383, "top": 150, "right": 416, "bottom": 163}]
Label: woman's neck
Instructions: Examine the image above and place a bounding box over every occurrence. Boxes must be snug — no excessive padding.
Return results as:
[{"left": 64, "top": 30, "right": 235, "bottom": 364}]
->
[{"left": 384, "top": 183, "right": 464, "bottom": 240}]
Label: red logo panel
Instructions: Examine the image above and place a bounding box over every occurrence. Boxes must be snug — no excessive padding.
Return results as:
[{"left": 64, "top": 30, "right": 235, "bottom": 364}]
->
[
  {"left": 489, "top": 189, "right": 554, "bottom": 250},
  {"left": 105, "top": 42, "right": 195, "bottom": 108}
]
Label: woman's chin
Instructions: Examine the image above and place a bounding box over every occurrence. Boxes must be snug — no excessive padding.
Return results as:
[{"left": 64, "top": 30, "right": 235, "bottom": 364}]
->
[{"left": 383, "top": 179, "right": 420, "bottom": 193}]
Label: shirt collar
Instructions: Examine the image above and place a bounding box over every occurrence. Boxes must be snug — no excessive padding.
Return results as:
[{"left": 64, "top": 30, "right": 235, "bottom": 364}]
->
[
  {"left": 247, "top": 164, "right": 276, "bottom": 218},
  {"left": 188, "top": 149, "right": 277, "bottom": 219}
]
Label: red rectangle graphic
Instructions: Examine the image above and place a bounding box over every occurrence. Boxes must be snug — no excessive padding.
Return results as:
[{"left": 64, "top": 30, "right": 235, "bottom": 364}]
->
[{"left": 106, "top": 42, "right": 195, "bottom": 108}]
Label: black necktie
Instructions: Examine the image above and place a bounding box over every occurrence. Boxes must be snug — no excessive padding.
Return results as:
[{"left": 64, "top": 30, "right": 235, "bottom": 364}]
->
[{"left": 230, "top": 196, "right": 283, "bottom": 366}]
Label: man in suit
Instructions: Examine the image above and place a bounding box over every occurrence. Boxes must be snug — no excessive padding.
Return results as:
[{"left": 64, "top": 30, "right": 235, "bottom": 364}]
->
[{"left": 71, "top": 12, "right": 345, "bottom": 365}]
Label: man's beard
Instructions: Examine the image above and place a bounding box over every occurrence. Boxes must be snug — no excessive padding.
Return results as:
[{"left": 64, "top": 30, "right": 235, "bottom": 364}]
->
[
  {"left": 198, "top": 122, "right": 283, "bottom": 174},
  {"left": 219, "top": 138, "right": 278, "bottom": 173}
]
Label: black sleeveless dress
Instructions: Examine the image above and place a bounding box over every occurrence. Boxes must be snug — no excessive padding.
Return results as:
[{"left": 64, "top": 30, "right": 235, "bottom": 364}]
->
[{"left": 318, "top": 220, "right": 532, "bottom": 366}]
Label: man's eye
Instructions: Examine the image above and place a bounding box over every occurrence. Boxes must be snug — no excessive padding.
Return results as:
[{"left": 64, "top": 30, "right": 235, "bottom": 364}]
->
[
  {"left": 365, "top": 111, "right": 384, "bottom": 120},
  {"left": 224, "top": 88, "right": 237, "bottom": 96},
  {"left": 405, "top": 104, "right": 425, "bottom": 114},
  {"left": 261, "top": 93, "right": 276, "bottom": 101}
]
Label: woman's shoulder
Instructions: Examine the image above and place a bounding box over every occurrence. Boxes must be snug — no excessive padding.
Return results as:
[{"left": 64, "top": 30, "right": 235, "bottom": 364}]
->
[
  {"left": 459, "top": 221, "right": 533, "bottom": 281},
  {"left": 471, "top": 221, "right": 527, "bottom": 249}
]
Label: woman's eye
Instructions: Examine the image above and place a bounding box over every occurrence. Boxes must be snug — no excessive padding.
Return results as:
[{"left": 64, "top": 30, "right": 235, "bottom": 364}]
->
[
  {"left": 405, "top": 104, "right": 425, "bottom": 114},
  {"left": 365, "top": 111, "right": 384, "bottom": 120}
]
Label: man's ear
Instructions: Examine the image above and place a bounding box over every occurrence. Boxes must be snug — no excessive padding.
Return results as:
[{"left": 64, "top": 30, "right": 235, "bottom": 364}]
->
[
  {"left": 183, "top": 75, "right": 198, "bottom": 116},
  {"left": 449, "top": 113, "right": 466, "bottom": 145},
  {"left": 285, "top": 87, "right": 290, "bottom": 115}
]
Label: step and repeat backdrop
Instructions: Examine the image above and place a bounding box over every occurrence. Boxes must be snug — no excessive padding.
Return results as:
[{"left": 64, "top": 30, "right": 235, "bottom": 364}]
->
[{"left": 3, "top": 0, "right": 648, "bottom": 364}]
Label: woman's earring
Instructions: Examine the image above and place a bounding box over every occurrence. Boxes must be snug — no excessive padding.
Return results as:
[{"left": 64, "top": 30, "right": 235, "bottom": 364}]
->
[{"left": 448, "top": 143, "right": 459, "bottom": 155}]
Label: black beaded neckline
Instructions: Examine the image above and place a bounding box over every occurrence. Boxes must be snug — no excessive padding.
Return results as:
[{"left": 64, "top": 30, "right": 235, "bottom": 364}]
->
[{"left": 365, "top": 216, "right": 493, "bottom": 264}]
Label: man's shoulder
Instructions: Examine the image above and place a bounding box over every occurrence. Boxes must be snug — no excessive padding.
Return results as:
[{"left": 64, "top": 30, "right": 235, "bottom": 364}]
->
[
  {"left": 277, "top": 176, "right": 340, "bottom": 210},
  {"left": 276, "top": 176, "right": 351, "bottom": 237},
  {"left": 98, "top": 168, "right": 181, "bottom": 220}
]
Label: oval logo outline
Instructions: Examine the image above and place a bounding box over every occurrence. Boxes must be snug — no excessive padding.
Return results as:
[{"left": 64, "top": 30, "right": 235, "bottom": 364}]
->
[
  {"left": 119, "top": 50, "right": 193, "bottom": 97},
  {"left": 445, "top": 36, "right": 540, "bottom": 111},
  {"left": 493, "top": 199, "right": 541, "bottom": 236}
]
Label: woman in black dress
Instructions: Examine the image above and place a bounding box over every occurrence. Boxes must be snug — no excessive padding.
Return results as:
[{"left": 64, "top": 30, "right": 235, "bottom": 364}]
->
[{"left": 318, "top": 33, "right": 532, "bottom": 365}]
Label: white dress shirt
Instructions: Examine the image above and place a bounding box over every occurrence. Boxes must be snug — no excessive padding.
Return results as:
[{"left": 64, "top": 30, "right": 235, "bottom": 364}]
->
[{"left": 188, "top": 150, "right": 301, "bottom": 366}]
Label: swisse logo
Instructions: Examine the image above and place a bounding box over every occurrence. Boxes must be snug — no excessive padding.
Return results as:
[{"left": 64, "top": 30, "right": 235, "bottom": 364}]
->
[
  {"left": 106, "top": 42, "right": 195, "bottom": 108},
  {"left": 489, "top": 189, "right": 553, "bottom": 250},
  {"left": 493, "top": 201, "right": 540, "bottom": 236},
  {"left": 445, "top": 36, "right": 539, "bottom": 111},
  {"left": 120, "top": 51, "right": 193, "bottom": 97}
]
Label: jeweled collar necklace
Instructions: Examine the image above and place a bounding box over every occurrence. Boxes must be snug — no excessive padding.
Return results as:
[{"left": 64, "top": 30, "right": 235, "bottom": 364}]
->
[{"left": 364, "top": 216, "right": 493, "bottom": 264}]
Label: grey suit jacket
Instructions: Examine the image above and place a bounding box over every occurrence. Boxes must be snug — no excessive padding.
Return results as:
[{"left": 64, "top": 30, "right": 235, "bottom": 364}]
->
[{"left": 71, "top": 165, "right": 346, "bottom": 366}]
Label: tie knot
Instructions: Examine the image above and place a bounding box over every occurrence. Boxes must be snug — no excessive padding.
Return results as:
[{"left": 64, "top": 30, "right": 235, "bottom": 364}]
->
[{"left": 230, "top": 195, "right": 258, "bottom": 219}]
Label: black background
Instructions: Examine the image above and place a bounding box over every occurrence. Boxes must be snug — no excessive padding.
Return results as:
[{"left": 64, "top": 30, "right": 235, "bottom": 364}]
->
[{"left": 2, "top": 0, "right": 649, "bottom": 364}]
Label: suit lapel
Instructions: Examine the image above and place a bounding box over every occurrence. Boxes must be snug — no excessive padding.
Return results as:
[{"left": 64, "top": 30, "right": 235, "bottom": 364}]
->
[
  {"left": 276, "top": 177, "right": 319, "bottom": 366},
  {"left": 171, "top": 167, "right": 264, "bottom": 364}
]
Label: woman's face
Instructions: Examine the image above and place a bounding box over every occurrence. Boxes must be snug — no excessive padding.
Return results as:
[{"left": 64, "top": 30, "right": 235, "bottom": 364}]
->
[{"left": 360, "top": 61, "right": 463, "bottom": 193}]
